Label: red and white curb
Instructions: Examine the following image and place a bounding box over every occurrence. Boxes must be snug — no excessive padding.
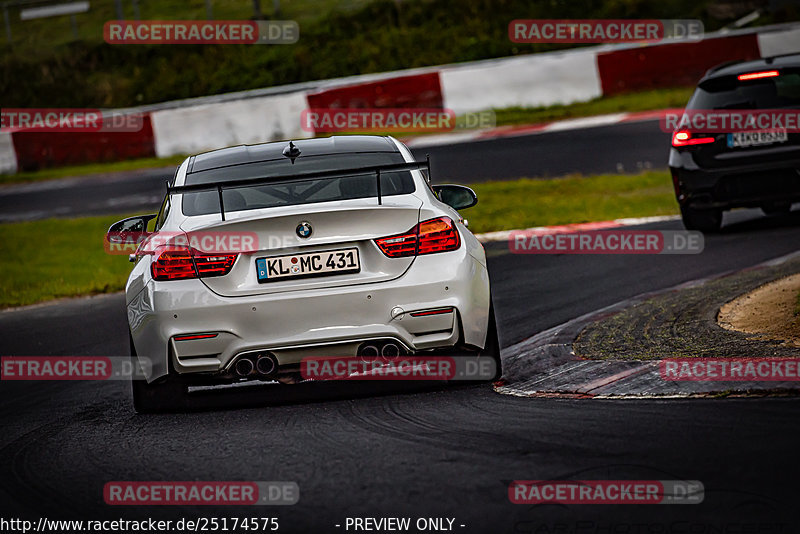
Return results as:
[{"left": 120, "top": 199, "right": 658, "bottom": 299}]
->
[
  {"left": 474, "top": 215, "right": 680, "bottom": 243},
  {"left": 495, "top": 249, "right": 800, "bottom": 399},
  {"left": 403, "top": 108, "right": 682, "bottom": 149}
]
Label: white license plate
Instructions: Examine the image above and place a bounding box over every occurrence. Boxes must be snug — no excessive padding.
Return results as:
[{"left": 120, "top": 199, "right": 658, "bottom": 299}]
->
[
  {"left": 256, "top": 247, "right": 360, "bottom": 282},
  {"left": 727, "top": 130, "right": 787, "bottom": 148}
]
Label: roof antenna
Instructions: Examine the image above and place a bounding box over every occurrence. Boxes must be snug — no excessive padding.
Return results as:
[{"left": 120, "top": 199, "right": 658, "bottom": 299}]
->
[{"left": 283, "top": 140, "right": 301, "bottom": 164}]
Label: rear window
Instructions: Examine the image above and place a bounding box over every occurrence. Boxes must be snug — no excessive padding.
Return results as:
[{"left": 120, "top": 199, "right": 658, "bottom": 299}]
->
[
  {"left": 688, "top": 70, "right": 800, "bottom": 110},
  {"left": 182, "top": 152, "right": 416, "bottom": 216}
]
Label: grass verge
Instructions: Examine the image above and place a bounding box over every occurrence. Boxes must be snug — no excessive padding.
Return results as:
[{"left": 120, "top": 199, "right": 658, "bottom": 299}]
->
[
  {"left": 0, "top": 170, "right": 678, "bottom": 308},
  {"left": 0, "top": 214, "right": 135, "bottom": 308},
  {"left": 466, "top": 170, "right": 677, "bottom": 234}
]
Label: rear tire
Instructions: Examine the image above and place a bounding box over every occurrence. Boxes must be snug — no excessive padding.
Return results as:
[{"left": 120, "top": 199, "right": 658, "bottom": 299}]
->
[
  {"left": 478, "top": 303, "right": 502, "bottom": 382},
  {"left": 680, "top": 206, "right": 722, "bottom": 233},
  {"left": 130, "top": 334, "right": 186, "bottom": 413}
]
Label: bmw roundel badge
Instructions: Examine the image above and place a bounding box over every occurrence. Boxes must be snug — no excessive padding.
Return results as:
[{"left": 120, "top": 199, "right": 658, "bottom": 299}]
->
[{"left": 296, "top": 221, "right": 312, "bottom": 238}]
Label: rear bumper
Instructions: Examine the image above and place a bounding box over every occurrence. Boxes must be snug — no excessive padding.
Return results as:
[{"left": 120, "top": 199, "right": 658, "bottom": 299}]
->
[
  {"left": 128, "top": 248, "right": 490, "bottom": 382},
  {"left": 670, "top": 151, "right": 800, "bottom": 210}
]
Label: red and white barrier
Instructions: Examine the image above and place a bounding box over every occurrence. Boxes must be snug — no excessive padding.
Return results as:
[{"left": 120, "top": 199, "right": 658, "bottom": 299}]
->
[
  {"left": 6, "top": 115, "right": 156, "bottom": 173},
  {"left": 0, "top": 132, "right": 17, "bottom": 174},
  {"left": 150, "top": 91, "right": 309, "bottom": 158},
  {"left": 307, "top": 72, "right": 443, "bottom": 110},
  {"left": 303, "top": 72, "right": 444, "bottom": 137},
  {"left": 440, "top": 48, "right": 602, "bottom": 114},
  {"left": 2, "top": 23, "right": 799, "bottom": 173},
  {"left": 596, "top": 34, "right": 761, "bottom": 95}
]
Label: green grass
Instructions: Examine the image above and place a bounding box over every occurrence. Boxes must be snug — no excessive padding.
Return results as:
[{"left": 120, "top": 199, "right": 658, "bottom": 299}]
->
[
  {"left": 0, "top": 214, "right": 136, "bottom": 308},
  {"left": 0, "top": 170, "right": 678, "bottom": 308},
  {"left": 491, "top": 87, "right": 694, "bottom": 126},
  {"left": 465, "top": 170, "right": 677, "bottom": 234},
  {"left": 1, "top": 155, "right": 187, "bottom": 185}
]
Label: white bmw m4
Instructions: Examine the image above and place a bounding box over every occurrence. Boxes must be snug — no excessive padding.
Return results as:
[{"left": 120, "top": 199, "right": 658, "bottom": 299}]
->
[{"left": 110, "top": 135, "right": 499, "bottom": 412}]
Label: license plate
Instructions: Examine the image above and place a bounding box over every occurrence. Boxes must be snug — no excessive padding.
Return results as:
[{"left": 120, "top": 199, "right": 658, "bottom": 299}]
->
[
  {"left": 727, "top": 130, "right": 787, "bottom": 148},
  {"left": 256, "top": 247, "right": 360, "bottom": 282}
]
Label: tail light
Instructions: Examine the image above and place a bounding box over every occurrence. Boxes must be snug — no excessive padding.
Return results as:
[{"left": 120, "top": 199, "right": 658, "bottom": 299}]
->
[
  {"left": 672, "top": 130, "right": 716, "bottom": 147},
  {"left": 151, "top": 245, "right": 237, "bottom": 281},
  {"left": 375, "top": 216, "right": 461, "bottom": 258},
  {"left": 193, "top": 253, "right": 238, "bottom": 277}
]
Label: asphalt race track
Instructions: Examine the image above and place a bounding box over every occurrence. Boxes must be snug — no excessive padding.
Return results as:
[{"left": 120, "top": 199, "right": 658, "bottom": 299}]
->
[
  {"left": 1, "top": 121, "right": 799, "bottom": 530},
  {"left": 0, "top": 120, "right": 670, "bottom": 222},
  {"left": 1, "top": 202, "right": 800, "bottom": 531}
]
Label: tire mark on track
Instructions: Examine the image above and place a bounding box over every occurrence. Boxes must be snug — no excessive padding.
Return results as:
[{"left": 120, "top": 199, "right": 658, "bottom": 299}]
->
[
  {"left": 340, "top": 386, "right": 542, "bottom": 458},
  {"left": 0, "top": 404, "right": 111, "bottom": 517}
]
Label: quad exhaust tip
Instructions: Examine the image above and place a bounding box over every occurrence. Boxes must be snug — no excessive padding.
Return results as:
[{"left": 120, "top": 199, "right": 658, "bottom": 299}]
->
[
  {"left": 256, "top": 355, "right": 278, "bottom": 376},
  {"left": 233, "top": 353, "right": 278, "bottom": 377},
  {"left": 360, "top": 345, "right": 380, "bottom": 359},
  {"left": 359, "top": 344, "right": 380, "bottom": 363},
  {"left": 358, "top": 341, "right": 405, "bottom": 362},
  {"left": 234, "top": 357, "right": 254, "bottom": 376},
  {"left": 381, "top": 343, "right": 400, "bottom": 359}
]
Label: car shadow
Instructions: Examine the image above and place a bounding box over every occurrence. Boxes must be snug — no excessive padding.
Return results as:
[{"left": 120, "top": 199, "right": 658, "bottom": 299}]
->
[
  {"left": 146, "top": 379, "right": 482, "bottom": 414},
  {"left": 720, "top": 208, "right": 800, "bottom": 234}
]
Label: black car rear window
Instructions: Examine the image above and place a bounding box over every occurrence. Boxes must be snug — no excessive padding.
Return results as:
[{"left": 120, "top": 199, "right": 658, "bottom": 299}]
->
[
  {"left": 688, "top": 70, "right": 800, "bottom": 110},
  {"left": 182, "top": 152, "right": 416, "bottom": 216}
]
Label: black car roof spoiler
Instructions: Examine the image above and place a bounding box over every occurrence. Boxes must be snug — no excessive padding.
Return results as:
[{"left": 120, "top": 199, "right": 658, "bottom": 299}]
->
[{"left": 167, "top": 157, "right": 431, "bottom": 221}]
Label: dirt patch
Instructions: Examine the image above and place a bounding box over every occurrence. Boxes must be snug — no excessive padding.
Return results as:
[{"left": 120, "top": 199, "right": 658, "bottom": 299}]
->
[{"left": 718, "top": 274, "right": 800, "bottom": 347}]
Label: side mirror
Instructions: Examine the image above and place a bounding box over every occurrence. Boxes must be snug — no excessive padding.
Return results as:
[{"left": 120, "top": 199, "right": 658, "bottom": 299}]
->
[
  {"left": 107, "top": 214, "right": 157, "bottom": 235},
  {"left": 433, "top": 185, "right": 478, "bottom": 210},
  {"left": 106, "top": 215, "right": 156, "bottom": 260}
]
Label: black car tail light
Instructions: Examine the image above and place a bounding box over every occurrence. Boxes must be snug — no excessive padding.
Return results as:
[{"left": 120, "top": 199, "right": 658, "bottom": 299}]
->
[{"left": 672, "top": 130, "right": 716, "bottom": 147}]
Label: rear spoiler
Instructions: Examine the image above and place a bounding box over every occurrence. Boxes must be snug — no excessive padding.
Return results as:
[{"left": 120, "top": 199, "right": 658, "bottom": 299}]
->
[{"left": 167, "top": 158, "right": 431, "bottom": 221}]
